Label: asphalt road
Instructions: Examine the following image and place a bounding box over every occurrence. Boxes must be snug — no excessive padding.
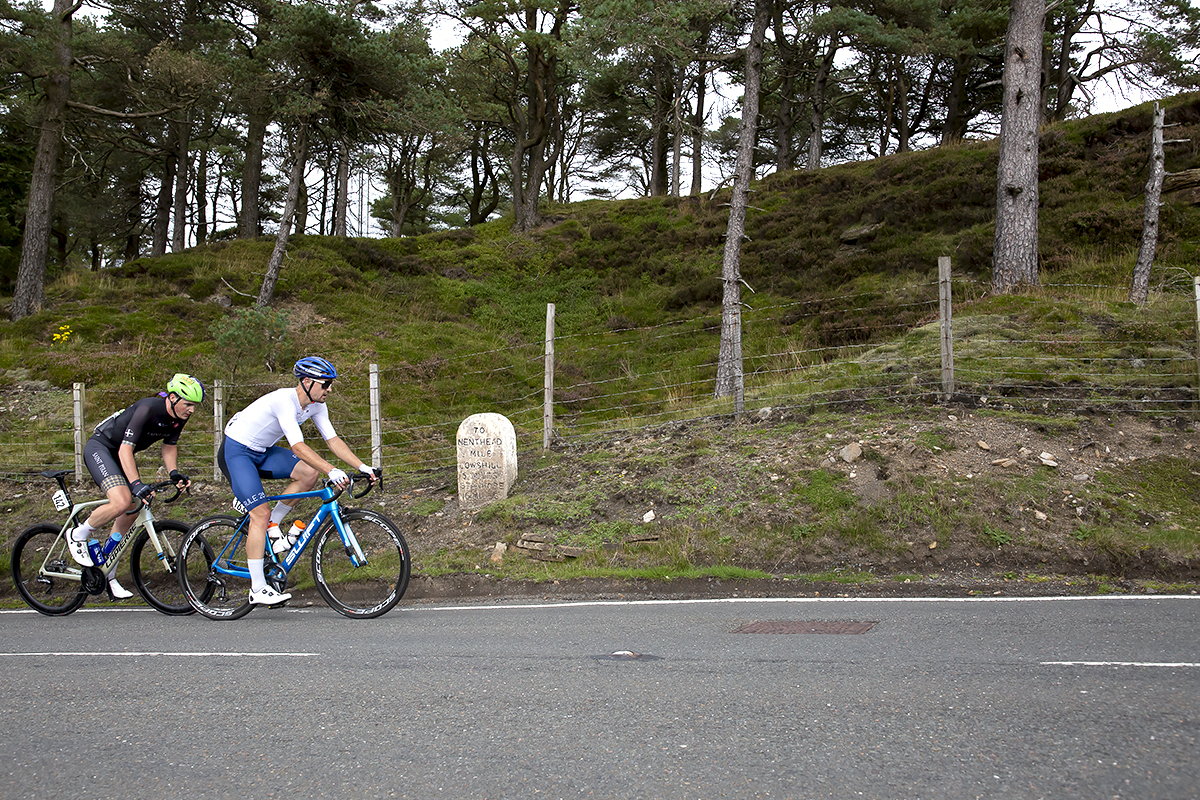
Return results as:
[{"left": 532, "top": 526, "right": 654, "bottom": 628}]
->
[{"left": 0, "top": 595, "right": 1197, "bottom": 800}]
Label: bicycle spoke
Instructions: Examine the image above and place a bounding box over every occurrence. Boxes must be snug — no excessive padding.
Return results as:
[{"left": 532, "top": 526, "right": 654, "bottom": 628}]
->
[
  {"left": 178, "top": 515, "right": 254, "bottom": 620},
  {"left": 131, "top": 520, "right": 203, "bottom": 616},
  {"left": 11, "top": 524, "right": 87, "bottom": 616},
  {"left": 313, "top": 509, "right": 410, "bottom": 619}
]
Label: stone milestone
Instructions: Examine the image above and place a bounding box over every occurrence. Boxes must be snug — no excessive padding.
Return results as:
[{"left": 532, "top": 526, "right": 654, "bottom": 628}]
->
[{"left": 456, "top": 413, "right": 517, "bottom": 510}]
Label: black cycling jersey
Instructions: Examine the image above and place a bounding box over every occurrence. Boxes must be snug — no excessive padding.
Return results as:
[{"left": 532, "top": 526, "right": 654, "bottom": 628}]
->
[{"left": 91, "top": 395, "right": 188, "bottom": 453}]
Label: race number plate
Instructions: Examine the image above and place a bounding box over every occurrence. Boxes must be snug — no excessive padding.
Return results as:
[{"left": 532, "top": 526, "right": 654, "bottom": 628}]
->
[
  {"left": 52, "top": 489, "right": 70, "bottom": 512},
  {"left": 231, "top": 498, "right": 247, "bottom": 515}
]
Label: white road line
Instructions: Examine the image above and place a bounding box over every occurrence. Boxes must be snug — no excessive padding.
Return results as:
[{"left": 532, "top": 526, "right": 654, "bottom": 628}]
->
[
  {"left": 405, "top": 594, "right": 1200, "bottom": 612},
  {"left": 1042, "top": 661, "right": 1199, "bottom": 668},
  {"left": 1, "top": 651, "right": 319, "bottom": 657}
]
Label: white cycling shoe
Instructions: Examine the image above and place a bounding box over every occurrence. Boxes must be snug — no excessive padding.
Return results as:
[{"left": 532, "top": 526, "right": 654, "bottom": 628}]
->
[
  {"left": 67, "top": 537, "right": 94, "bottom": 567},
  {"left": 249, "top": 586, "right": 292, "bottom": 606},
  {"left": 107, "top": 578, "right": 134, "bottom": 600}
]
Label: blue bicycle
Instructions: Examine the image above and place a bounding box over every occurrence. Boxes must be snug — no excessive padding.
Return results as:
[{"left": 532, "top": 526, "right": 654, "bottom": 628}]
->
[{"left": 176, "top": 473, "right": 410, "bottom": 619}]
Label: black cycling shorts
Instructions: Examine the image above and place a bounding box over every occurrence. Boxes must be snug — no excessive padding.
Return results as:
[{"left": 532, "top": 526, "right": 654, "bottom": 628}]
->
[{"left": 83, "top": 438, "right": 129, "bottom": 493}]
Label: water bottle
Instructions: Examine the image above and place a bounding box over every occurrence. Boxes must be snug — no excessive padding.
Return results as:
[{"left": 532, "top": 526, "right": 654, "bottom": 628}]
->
[
  {"left": 101, "top": 531, "right": 122, "bottom": 558},
  {"left": 87, "top": 538, "right": 105, "bottom": 566},
  {"left": 272, "top": 520, "right": 305, "bottom": 554}
]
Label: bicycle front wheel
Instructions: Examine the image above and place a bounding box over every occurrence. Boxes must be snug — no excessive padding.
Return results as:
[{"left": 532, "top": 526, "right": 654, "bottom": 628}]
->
[
  {"left": 312, "top": 509, "right": 410, "bottom": 619},
  {"left": 131, "top": 519, "right": 213, "bottom": 616},
  {"left": 178, "top": 515, "right": 253, "bottom": 620},
  {"left": 11, "top": 523, "right": 88, "bottom": 616}
]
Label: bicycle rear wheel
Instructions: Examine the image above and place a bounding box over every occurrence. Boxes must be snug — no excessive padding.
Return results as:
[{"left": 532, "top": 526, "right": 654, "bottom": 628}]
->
[
  {"left": 178, "top": 515, "right": 254, "bottom": 620},
  {"left": 131, "top": 520, "right": 213, "bottom": 616},
  {"left": 11, "top": 523, "right": 88, "bottom": 616},
  {"left": 312, "top": 508, "right": 410, "bottom": 619}
]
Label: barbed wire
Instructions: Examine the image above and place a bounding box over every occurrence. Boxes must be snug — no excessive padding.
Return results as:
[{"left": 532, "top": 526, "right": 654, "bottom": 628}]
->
[{"left": 2, "top": 281, "right": 1196, "bottom": 482}]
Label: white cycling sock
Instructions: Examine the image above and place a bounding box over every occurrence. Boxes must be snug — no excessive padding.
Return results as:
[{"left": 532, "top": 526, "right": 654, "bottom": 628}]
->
[
  {"left": 269, "top": 502, "right": 291, "bottom": 526},
  {"left": 70, "top": 522, "right": 95, "bottom": 542},
  {"left": 248, "top": 558, "right": 266, "bottom": 592}
]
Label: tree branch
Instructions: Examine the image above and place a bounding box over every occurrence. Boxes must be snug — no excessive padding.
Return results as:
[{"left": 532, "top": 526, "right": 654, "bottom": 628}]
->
[{"left": 65, "top": 100, "right": 176, "bottom": 119}]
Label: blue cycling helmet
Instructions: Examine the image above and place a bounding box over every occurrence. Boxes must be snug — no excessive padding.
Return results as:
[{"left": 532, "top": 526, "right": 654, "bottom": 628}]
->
[{"left": 294, "top": 356, "right": 338, "bottom": 381}]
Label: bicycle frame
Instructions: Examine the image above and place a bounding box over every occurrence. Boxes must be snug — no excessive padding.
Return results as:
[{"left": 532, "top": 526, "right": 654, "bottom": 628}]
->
[
  {"left": 35, "top": 483, "right": 174, "bottom": 584},
  {"left": 211, "top": 483, "right": 369, "bottom": 582}
]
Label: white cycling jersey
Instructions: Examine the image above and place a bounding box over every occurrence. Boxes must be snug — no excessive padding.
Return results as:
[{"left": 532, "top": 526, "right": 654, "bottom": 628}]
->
[{"left": 224, "top": 387, "right": 337, "bottom": 452}]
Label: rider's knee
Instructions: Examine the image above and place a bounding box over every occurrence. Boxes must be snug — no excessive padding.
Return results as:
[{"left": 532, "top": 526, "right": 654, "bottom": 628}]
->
[{"left": 294, "top": 462, "right": 320, "bottom": 489}]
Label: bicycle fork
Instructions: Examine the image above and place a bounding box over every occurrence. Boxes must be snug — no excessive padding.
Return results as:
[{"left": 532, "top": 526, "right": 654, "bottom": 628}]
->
[{"left": 333, "top": 516, "right": 367, "bottom": 567}]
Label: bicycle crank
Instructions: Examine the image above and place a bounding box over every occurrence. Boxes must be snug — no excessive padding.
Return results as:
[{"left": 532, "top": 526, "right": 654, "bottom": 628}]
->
[
  {"left": 264, "top": 562, "right": 288, "bottom": 595},
  {"left": 80, "top": 566, "right": 107, "bottom": 595}
]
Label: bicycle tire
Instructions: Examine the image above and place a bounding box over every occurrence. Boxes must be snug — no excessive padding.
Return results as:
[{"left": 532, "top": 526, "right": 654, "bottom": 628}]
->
[
  {"left": 178, "top": 515, "right": 254, "bottom": 620},
  {"left": 312, "top": 508, "right": 410, "bottom": 619},
  {"left": 11, "top": 523, "right": 88, "bottom": 616},
  {"left": 130, "top": 519, "right": 214, "bottom": 616}
]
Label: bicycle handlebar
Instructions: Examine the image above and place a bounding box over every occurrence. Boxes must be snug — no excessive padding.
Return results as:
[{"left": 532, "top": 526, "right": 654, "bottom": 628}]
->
[
  {"left": 125, "top": 479, "right": 185, "bottom": 514},
  {"left": 326, "top": 470, "right": 382, "bottom": 501}
]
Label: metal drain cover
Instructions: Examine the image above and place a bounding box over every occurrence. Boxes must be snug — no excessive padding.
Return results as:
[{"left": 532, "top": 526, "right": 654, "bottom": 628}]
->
[{"left": 732, "top": 620, "right": 877, "bottom": 635}]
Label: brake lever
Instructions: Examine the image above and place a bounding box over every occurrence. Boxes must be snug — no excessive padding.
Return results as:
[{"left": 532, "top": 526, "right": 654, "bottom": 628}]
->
[{"left": 351, "top": 471, "right": 381, "bottom": 499}]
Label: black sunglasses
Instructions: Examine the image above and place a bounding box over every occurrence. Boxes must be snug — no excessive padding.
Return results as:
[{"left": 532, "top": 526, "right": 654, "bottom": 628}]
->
[{"left": 310, "top": 378, "right": 333, "bottom": 389}]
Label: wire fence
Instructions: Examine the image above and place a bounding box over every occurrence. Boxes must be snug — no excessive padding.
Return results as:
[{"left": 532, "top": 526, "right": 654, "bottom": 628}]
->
[{"left": 2, "top": 275, "right": 1196, "bottom": 484}]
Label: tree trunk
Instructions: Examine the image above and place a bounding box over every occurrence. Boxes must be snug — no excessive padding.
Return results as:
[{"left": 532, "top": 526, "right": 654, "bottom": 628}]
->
[
  {"left": 512, "top": 136, "right": 546, "bottom": 232},
  {"left": 468, "top": 127, "right": 500, "bottom": 225},
  {"left": 11, "top": 0, "right": 74, "bottom": 320},
  {"left": 296, "top": 172, "right": 308, "bottom": 235},
  {"left": 257, "top": 123, "right": 309, "bottom": 309},
  {"left": 714, "top": 0, "right": 770, "bottom": 408},
  {"left": 992, "top": 0, "right": 1045, "bottom": 293},
  {"left": 196, "top": 137, "right": 208, "bottom": 245},
  {"left": 122, "top": 184, "right": 141, "bottom": 264},
  {"left": 319, "top": 165, "right": 330, "bottom": 235},
  {"left": 806, "top": 37, "right": 838, "bottom": 172},
  {"left": 334, "top": 139, "right": 349, "bottom": 236},
  {"left": 1164, "top": 168, "right": 1200, "bottom": 193},
  {"left": 172, "top": 113, "right": 191, "bottom": 252},
  {"left": 650, "top": 52, "right": 671, "bottom": 197},
  {"left": 690, "top": 60, "right": 707, "bottom": 196},
  {"left": 511, "top": 1, "right": 568, "bottom": 233},
  {"left": 772, "top": 4, "right": 799, "bottom": 172},
  {"left": 238, "top": 106, "right": 268, "bottom": 238},
  {"left": 940, "top": 56, "right": 970, "bottom": 145},
  {"left": 1129, "top": 103, "right": 1165, "bottom": 305},
  {"left": 151, "top": 123, "right": 178, "bottom": 258},
  {"left": 390, "top": 171, "right": 408, "bottom": 238},
  {"left": 671, "top": 67, "right": 685, "bottom": 198}
]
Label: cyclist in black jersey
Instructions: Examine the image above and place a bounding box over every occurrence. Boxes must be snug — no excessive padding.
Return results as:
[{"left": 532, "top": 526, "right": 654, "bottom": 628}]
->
[{"left": 67, "top": 374, "right": 205, "bottom": 598}]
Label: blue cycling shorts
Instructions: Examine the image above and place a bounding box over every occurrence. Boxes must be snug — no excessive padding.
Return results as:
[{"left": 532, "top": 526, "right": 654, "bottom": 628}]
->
[{"left": 218, "top": 437, "right": 301, "bottom": 511}]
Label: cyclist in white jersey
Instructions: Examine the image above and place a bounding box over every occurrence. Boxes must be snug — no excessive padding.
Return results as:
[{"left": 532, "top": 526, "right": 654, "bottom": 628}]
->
[{"left": 219, "top": 356, "right": 377, "bottom": 606}]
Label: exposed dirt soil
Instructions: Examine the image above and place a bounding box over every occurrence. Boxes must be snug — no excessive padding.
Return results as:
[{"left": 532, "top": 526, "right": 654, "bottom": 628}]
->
[{"left": 376, "top": 402, "right": 1200, "bottom": 601}]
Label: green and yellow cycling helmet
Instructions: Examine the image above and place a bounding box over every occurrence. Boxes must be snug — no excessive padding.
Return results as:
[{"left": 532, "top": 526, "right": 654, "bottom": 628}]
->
[{"left": 166, "top": 373, "right": 205, "bottom": 403}]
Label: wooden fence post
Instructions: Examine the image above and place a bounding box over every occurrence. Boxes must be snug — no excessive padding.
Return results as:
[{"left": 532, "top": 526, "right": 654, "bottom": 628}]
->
[
  {"left": 73, "top": 382, "right": 85, "bottom": 482},
  {"left": 544, "top": 303, "right": 555, "bottom": 450},
  {"left": 1194, "top": 276, "right": 1200, "bottom": 405},
  {"left": 939, "top": 256, "right": 955, "bottom": 400},
  {"left": 370, "top": 363, "right": 382, "bottom": 469},
  {"left": 213, "top": 379, "right": 226, "bottom": 481}
]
